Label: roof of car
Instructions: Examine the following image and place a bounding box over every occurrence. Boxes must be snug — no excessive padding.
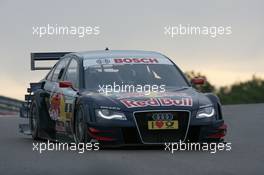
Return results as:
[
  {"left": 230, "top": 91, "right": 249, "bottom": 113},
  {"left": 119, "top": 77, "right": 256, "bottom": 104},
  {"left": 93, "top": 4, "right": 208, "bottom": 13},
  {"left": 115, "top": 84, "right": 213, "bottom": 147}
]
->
[{"left": 72, "top": 50, "right": 167, "bottom": 60}]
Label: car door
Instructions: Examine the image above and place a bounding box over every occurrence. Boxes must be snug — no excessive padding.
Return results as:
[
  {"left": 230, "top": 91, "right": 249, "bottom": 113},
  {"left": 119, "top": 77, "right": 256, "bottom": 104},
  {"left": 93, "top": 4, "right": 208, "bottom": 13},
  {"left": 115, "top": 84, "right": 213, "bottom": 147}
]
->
[
  {"left": 59, "top": 58, "right": 79, "bottom": 133},
  {"left": 44, "top": 57, "right": 70, "bottom": 126}
]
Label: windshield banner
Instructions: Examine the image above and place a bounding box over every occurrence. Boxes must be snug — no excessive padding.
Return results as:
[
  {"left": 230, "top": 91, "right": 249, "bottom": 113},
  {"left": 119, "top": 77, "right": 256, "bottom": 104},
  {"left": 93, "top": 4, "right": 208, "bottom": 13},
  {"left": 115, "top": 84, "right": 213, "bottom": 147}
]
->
[{"left": 84, "top": 57, "right": 173, "bottom": 68}]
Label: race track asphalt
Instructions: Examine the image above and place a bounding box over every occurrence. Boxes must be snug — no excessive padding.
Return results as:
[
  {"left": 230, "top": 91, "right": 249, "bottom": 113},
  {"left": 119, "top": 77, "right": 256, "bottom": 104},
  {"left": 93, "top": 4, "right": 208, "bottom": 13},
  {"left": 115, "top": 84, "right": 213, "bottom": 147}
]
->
[{"left": 0, "top": 104, "right": 263, "bottom": 175}]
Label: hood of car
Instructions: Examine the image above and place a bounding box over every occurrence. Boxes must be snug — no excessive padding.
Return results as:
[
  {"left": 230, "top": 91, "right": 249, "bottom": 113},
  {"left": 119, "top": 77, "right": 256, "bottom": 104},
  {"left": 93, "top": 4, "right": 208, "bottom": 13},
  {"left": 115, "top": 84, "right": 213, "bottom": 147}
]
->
[{"left": 80, "top": 87, "right": 212, "bottom": 112}]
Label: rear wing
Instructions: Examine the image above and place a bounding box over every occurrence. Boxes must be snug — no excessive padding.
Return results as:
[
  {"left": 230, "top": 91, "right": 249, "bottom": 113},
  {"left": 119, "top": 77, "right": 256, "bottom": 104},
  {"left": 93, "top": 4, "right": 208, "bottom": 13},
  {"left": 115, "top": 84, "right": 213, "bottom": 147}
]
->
[{"left": 31, "top": 52, "right": 71, "bottom": 70}]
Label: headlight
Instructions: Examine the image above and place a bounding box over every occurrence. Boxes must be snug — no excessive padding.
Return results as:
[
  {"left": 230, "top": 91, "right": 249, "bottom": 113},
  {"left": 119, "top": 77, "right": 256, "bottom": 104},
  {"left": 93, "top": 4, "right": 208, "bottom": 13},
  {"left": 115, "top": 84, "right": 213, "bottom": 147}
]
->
[
  {"left": 95, "top": 109, "right": 127, "bottom": 120},
  {"left": 196, "top": 106, "right": 215, "bottom": 118}
]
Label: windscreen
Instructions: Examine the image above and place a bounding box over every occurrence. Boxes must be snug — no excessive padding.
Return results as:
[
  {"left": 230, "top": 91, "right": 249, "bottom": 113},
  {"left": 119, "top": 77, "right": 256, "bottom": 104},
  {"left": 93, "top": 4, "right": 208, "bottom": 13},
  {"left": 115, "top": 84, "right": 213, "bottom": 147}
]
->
[{"left": 83, "top": 57, "right": 189, "bottom": 91}]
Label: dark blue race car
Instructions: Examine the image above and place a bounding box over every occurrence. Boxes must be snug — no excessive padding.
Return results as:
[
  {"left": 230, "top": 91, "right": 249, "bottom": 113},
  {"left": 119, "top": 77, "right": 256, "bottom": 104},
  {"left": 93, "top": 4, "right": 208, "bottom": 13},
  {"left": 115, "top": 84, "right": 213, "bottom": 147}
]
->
[{"left": 19, "top": 50, "right": 227, "bottom": 146}]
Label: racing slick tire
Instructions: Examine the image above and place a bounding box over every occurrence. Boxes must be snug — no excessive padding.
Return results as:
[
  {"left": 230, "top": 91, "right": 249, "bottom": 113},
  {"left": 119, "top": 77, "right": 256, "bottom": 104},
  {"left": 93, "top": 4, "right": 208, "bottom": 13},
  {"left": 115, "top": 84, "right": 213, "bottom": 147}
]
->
[
  {"left": 29, "top": 100, "right": 41, "bottom": 140},
  {"left": 74, "top": 105, "right": 91, "bottom": 144},
  {"left": 29, "top": 96, "right": 56, "bottom": 140}
]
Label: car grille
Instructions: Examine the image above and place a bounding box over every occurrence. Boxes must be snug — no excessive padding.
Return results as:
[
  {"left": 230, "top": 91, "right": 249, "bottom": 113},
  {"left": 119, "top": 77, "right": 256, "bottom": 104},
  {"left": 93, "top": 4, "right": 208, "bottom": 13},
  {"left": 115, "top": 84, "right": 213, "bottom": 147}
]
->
[
  {"left": 134, "top": 111, "right": 190, "bottom": 143},
  {"left": 122, "top": 128, "right": 141, "bottom": 144}
]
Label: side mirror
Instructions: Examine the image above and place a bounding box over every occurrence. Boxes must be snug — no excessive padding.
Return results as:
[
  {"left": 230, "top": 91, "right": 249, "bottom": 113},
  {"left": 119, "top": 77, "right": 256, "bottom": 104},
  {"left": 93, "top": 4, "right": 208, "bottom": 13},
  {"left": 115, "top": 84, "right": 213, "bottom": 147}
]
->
[
  {"left": 59, "top": 81, "right": 73, "bottom": 88},
  {"left": 191, "top": 77, "right": 206, "bottom": 85}
]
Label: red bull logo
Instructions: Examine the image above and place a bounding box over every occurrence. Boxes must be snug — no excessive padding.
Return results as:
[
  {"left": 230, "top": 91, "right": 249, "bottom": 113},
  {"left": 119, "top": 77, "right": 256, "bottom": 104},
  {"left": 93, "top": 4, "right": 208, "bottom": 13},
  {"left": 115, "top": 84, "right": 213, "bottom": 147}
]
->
[{"left": 120, "top": 97, "right": 193, "bottom": 108}]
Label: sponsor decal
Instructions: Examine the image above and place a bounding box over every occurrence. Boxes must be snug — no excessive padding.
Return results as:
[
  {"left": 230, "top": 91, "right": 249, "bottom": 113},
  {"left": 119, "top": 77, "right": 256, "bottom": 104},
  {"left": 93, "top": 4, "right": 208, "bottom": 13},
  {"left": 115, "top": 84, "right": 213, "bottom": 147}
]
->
[
  {"left": 99, "top": 106, "right": 121, "bottom": 110},
  {"left": 49, "top": 93, "right": 71, "bottom": 121},
  {"left": 114, "top": 58, "right": 159, "bottom": 64},
  {"left": 148, "top": 113, "right": 178, "bottom": 130},
  {"left": 120, "top": 97, "right": 193, "bottom": 108},
  {"left": 114, "top": 92, "right": 189, "bottom": 99},
  {"left": 83, "top": 57, "right": 173, "bottom": 69},
  {"left": 49, "top": 93, "right": 64, "bottom": 120},
  {"left": 96, "top": 59, "right": 111, "bottom": 65},
  {"left": 148, "top": 120, "right": 178, "bottom": 130}
]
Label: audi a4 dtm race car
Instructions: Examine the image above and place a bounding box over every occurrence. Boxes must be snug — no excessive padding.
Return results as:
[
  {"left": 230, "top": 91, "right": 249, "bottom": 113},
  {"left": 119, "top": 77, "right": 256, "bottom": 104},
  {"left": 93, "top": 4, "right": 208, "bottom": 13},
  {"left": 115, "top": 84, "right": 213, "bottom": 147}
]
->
[{"left": 19, "top": 50, "right": 227, "bottom": 146}]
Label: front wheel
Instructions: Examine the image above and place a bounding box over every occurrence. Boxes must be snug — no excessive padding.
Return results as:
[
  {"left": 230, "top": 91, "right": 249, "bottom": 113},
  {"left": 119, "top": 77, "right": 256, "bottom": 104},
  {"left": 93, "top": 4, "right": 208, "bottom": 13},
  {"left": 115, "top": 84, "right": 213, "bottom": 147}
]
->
[{"left": 74, "top": 106, "right": 91, "bottom": 144}]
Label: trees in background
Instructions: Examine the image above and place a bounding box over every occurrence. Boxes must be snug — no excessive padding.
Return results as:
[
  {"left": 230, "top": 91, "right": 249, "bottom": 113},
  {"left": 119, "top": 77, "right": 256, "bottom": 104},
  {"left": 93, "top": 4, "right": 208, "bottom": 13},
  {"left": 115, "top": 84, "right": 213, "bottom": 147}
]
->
[{"left": 217, "top": 76, "right": 264, "bottom": 104}]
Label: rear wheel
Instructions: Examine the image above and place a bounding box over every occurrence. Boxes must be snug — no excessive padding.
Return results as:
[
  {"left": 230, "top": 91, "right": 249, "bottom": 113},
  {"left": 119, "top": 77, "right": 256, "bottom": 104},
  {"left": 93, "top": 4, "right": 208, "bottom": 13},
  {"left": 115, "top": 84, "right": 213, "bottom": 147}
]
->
[
  {"left": 74, "top": 106, "right": 91, "bottom": 144},
  {"left": 29, "top": 97, "right": 56, "bottom": 140},
  {"left": 29, "top": 101, "right": 40, "bottom": 140}
]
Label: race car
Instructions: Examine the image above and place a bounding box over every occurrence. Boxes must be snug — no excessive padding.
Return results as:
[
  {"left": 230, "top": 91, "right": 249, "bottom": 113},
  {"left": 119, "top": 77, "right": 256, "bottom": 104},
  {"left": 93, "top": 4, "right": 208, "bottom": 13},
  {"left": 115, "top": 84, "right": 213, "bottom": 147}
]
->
[{"left": 19, "top": 50, "right": 227, "bottom": 145}]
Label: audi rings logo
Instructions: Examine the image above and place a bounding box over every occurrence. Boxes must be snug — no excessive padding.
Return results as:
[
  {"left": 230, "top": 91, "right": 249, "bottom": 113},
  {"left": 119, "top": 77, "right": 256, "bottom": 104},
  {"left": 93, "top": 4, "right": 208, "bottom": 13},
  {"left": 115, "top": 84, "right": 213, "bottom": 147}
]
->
[{"left": 152, "top": 113, "right": 174, "bottom": 121}]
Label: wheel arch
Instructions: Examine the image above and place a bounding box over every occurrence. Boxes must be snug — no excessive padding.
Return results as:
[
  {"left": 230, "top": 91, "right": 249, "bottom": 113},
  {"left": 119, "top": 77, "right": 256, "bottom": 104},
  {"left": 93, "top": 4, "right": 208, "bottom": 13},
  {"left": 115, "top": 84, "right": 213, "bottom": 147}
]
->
[
  {"left": 72, "top": 97, "right": 92, "bottom": 134},
  {"left": 30, "top": 89, "right": 55, "bottom": 136}
]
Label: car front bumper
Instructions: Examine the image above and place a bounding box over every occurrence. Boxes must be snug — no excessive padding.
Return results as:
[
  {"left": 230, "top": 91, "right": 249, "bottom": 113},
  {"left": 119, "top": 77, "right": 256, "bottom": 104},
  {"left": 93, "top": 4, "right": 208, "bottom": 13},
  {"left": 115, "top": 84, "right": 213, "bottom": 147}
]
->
[{"left": 86, "top": 119, "right": 227, "bottom": 146}]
